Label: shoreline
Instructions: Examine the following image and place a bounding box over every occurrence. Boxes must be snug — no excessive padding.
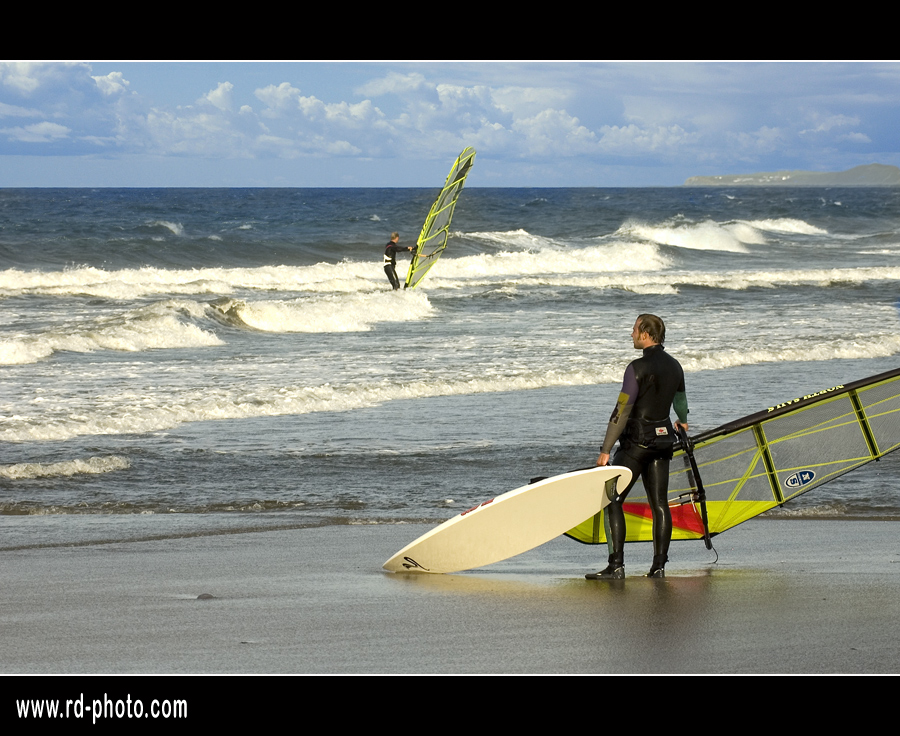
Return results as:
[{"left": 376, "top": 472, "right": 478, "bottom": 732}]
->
[
  {"left": 2, "top": 519, "right": 899, "bottom": 674},
  {"left": 1, "top": 510, "right": 897, "bottom": 553}
]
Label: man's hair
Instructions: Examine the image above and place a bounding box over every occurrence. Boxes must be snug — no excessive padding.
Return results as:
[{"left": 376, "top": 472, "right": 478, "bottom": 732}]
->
[
  {"left": 637, "top": 314, "right": 666, "bottom": 345},
  {"left": 391, "top": 232, "right": 399, "bottom": 240}
]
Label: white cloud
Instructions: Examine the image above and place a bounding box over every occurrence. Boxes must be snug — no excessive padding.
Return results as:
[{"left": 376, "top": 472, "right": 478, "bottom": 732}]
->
[
  {"left": 512, "top": 109, "right": 597, "bottom": 156},
  {"left": 142, "top": 107, "right": 252, "bottom": 157},
  {"left": 256, "top": 73, "right": 705, "bottom": 162},
  {"left": 435, "top": 84, "right": 493, "bottom": 111},
  {"left": 491, "top": 86, "right": 570, "bottom": 118},
  {"left": 321, "top": 139, "right": 362, "bottom": 155},
  {"left": 81, "top": 135, "right": 120, "bottom": 147},
  {"left": 796, "top": 113, "right": 871, "bottom": 146},
  {"left": 730, "top": 126, "right": 784, "bottom": 155},
  {"left": 355, "top": 72, "right": 430, "bottom": 97},
  {"left": 255, "top": 82, "right": 303, "bottom": 115},
  {"left": 92, "top": 72, "right": 130, "bottom": 97},
  {"left": 256, "top": 83, "right": 385, "bottom": 128},
  {"left": 838, "top": 131, "right": 872, "bottom": 143},
  {"left": 1, "top": 121, "right": 70, "bottom": 143},
  {"left": 596, "top": 123, "right": 694, "bottom": 155},
  {"left": 2, "top": 62, "right": 896, "bottom": 184},
  {"left": 325, "top": 99, "right": 385, "bottom": 126},
  {"left": 0, "top": 62, "right": 48, "bottom": 94},
  {"left": 203, "top": 82, "right": 234, "bottom": 112},
  {"left": 0, "top": 62, "right": 91, "bottom": 95},
  {"left": 800, "top": 114, "right": 861, "bottom": 135},
  {"left": 0, "top": 101, "right": 42, "bottom": 118},
  {"left": 255, "top": 133, "right": 302, "bottom": 158}
]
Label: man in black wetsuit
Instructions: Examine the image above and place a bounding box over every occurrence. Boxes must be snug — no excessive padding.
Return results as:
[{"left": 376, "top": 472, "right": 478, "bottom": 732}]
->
[
  {"left": 384, "top": 232, "right": 414, "bottom": 290},
  {"left": 586, "top": 314, "right": 689, "bottom": 580}
]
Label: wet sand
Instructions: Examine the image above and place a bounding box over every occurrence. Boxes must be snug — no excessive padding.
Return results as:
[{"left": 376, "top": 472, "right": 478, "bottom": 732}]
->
[{"left": 2, "top": 519, "right": 899, "bottom": 674}]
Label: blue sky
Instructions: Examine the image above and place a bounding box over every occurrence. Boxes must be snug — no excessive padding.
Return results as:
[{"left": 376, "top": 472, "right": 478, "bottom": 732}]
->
[{"left": 1, "top": 61, "right": 898, "bottom": 187}]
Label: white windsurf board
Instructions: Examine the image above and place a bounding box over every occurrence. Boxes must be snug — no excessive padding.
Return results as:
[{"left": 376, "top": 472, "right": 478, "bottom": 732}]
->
[{"left": 383, "top": 465, "right": 631, "bottom": 574}]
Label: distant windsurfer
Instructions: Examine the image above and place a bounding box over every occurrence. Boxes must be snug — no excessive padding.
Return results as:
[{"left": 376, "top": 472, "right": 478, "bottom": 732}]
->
[
  {"left": 384, "top": 232, "right": 414, "bottom": 290},
  {"left": 586, "top": 314, "right": 689, "bottom": 580}
]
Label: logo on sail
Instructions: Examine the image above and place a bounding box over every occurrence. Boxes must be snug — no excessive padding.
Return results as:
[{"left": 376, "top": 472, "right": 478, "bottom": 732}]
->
[{"left": 784, "top": 469, "right": 816, "bottom": 489}]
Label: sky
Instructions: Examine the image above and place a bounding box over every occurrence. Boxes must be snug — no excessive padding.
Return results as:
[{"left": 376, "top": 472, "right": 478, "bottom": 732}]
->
[{"left": 1, "top": 61, "right": 898, "bottom": 187}]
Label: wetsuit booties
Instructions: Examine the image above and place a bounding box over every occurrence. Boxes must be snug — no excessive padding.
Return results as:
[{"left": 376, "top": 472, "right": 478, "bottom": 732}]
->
[
  {"left": 647, "top": 554, "right": 667, "bottom": 578},
  {"left": 586, "top": 555, "right": 625, "bottom": 580}
]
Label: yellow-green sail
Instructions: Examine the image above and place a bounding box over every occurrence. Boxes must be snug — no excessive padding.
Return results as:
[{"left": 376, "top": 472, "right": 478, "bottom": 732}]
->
[
  {"left": 405, "top": 147, "right": 476, "bottom": 290},
  {"left": 567, "top": 367, "right": 900, "bottom": 545}
]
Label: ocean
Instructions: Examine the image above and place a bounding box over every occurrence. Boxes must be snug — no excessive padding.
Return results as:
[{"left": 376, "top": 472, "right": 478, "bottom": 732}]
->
[{"left": 2, "top": 186, "right": 899, "bottom": 551}]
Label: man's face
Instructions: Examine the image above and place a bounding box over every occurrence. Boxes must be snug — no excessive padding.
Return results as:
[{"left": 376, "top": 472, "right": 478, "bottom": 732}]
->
[{"left": 631, "top": 319, "right": 652, "bottom": 349}]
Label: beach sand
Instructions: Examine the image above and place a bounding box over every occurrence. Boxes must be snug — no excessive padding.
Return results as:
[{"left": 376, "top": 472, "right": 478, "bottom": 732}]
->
[{"left": 2, "top": 519, "right": 899, "bottom": 674}]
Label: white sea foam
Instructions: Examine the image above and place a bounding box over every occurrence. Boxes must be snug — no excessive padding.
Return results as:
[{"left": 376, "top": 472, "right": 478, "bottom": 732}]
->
[
  {"left": 0, "top": 260, "right": 402, "bottom": 299},
  {"left": 0, "top": 241, "right": 673, "bottom": 299},
  {"left": 0, "top": 340, "right": 54, "bottom": 365},
  {"left": 616, "top": 216, "right": 829, "bottom": 253},
  {"left": 0, "top": 299, "right": 224, "bottom": 365},
  {"left": 0, "top": 455, "right": 130, "bottom": 479},
  {"left": 764, "top": 502, "right": 848, "bottom": 518},
  {"left": 419, "top": 242, "right": 672, "bottom": 285},
  {"left": 154, "top": 221, "right": 184, "bottom": 236},
  {"left": 620, "top": 219, "right": 752, "bottom": 253},
  {"left": 421, "top": 264, "right": 900, "bottom": 294},
  {"left": 743, "top": 218, "right": 828, "bottom": 236},
  {"left": 220, "top": 290, "right": 433, "bottom": 333},
  {"left": 3, "top": 326, "right": 896, "bottom": 444},
  {"left": 674, "top": 266, "right": 900, "bottom": 290},
  {"left": 679, "top": 335, "right": 900, "bottom": 373},
  {"left": 0, "top": 366, "right": 621, "bottom": 443},
  {"left": 467, "top": 229, "right": 561, "bottom": 250},
  {"left": 13, "top": 225, "right": 877, "bottom": 302}
]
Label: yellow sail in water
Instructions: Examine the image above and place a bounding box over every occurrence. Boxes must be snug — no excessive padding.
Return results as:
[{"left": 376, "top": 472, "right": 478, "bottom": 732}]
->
[
  {"left": 567, "top": 367, "right": 900, "bottom": 545},
  {"left": 405, "top": 147, "right": 476, "bottom": 290}
]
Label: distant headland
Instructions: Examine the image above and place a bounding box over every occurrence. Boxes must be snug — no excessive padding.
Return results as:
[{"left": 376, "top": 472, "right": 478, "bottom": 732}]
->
[{"left": 684, "top": 163, "right": 900, "bottom": 187}]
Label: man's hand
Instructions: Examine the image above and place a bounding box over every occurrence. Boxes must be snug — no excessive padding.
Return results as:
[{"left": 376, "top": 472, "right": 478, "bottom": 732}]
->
[{"left": 596, "top": 452, "right": 610, "bottom": 467}]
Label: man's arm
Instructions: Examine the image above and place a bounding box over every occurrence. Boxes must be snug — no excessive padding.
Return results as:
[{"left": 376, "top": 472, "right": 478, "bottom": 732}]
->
[
  {"left": 597, "top": 365, "right": 637, "bottom": 466},
  {"left": 673, "top": 390, "right": 689, "bottom": 432}
]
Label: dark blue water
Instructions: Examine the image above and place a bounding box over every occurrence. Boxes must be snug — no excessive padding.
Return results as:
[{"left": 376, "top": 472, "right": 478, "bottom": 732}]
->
[{"left": 1, "top": 186, "right": 899, "bottom": 549}]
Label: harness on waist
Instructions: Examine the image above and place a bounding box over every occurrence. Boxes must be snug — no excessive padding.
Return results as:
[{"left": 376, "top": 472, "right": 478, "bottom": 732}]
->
[{"left": 625, "top": 416, "right": 675, "bottom": 451}]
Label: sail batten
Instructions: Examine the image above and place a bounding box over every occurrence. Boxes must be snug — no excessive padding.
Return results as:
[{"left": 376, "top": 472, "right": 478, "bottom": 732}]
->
[
  {"left": 566, "top": 367, "right": 900, "bottom": 545},
  {"left": 404, "top": 147, "right": 476, "bottom": 290}
]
